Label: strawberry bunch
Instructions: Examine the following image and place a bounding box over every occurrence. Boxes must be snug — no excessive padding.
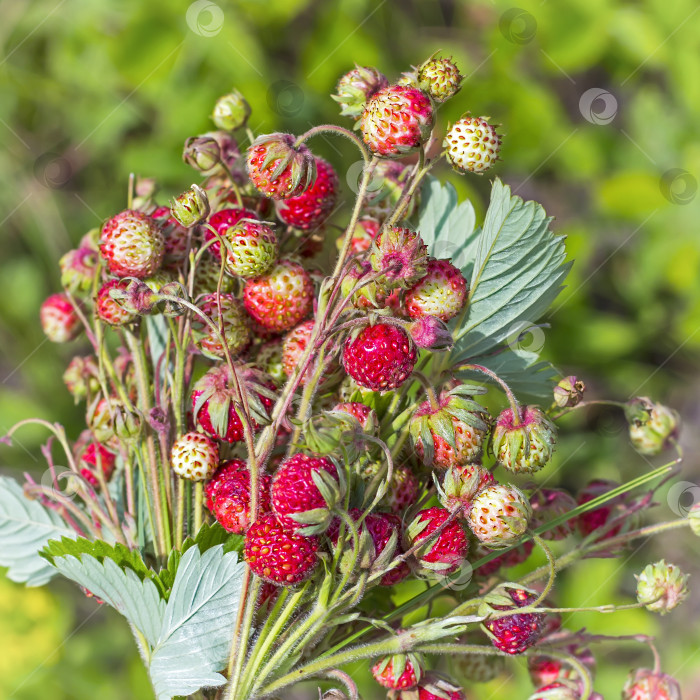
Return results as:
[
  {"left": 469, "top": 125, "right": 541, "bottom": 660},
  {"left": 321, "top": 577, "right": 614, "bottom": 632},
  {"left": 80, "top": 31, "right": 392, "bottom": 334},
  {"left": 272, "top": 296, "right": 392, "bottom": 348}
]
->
[{"left": 19, "top": 51, "right": 689, "bottom": 700}]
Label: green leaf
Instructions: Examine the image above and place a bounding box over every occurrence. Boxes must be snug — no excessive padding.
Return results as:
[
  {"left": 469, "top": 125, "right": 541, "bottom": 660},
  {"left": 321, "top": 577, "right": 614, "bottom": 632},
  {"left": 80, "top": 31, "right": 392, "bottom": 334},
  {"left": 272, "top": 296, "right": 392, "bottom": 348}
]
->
[
  {"left": 148, "top": 545, "right": 245, "bottom": 700},
  {"left": 158, "top": 522, "right": 243, "bottom": 593},
  {"left": 42, "top": 536, "right": 167, "bottom": 597},
  {"left": 0, "top": 476, "right": 76, "bottom": 586},
  {"left": 456, "top": 349, "right": 560, "bottom": 401},
  {"left": 454, "top": 178, "right": 572, "bottom": 357},
  {"left": 418, "top": 177, "right": 479, "bottom": 275},
  {"left": 51, "top": 553, "right": 166, "bottom": 648}
]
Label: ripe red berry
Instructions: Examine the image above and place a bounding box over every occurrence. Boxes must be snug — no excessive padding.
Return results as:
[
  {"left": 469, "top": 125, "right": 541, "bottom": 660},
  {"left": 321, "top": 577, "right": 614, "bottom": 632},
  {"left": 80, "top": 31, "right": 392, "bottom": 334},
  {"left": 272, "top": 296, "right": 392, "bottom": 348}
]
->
[
  {"left": 332, "top": 402, "right": 375, "bottom": 430},
  {"left": 371, "top": 653, "right": 423, "bottom": 689},
  {"left": 243, "top": 258, "right": 314, "bottom": 333},
  {"left": 246, "top": 133, "right": 316, "bottom": 199},
  {"left": 244, "top": 513, "right": 319, "bottom": 585},
  {"left": 271, "top": 453, "right": 339, "bottom": 533},
  {"left": 343, "top": 323, "right": 417, "bottom": 391},
  {"left": 576, "top": 479, "right": 624, "bottom": 538},
  {"left": 40, "top": 293, "right": 82, "bottom": 343},
  {"left": 192, "top": 364, "right": 275, "bottom": 443},
  {"left": 483, "top": 587, "right": 546, "bottom": 654},
  {"left": 406, "top": 507, "right": 469, "bottom": 577},
  {"left": 211, "top": 462, "right": 272, "bottom": 534},
  {"left": 276, "top": 157, "right": 339, "bottom": 230},
  {"left": 205, "top": 459, "right": 247, "bottom": 511},
  {"left": 79, "top": 442, "right": 117, "bottom": 487}
]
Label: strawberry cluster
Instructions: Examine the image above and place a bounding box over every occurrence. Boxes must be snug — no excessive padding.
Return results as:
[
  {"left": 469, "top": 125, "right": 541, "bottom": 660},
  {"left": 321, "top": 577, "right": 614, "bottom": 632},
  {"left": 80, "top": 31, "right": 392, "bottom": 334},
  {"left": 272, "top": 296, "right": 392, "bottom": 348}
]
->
[{"left": 26, "top": 50, "right": 687, "bottom": 700}]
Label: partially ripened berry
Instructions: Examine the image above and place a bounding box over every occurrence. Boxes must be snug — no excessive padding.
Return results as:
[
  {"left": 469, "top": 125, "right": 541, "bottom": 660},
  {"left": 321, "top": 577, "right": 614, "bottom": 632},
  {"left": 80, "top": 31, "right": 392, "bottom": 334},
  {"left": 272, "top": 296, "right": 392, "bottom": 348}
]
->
[
  {"left": 282, "top": 320, "right": 316, "bottom": 382},
  {"left": 528, "top": 682, "right": 578, "bottom": 700},
  {"left": 483, "top": 587, "right": 545, "bottom": 654},
  {"left": 95, "top": 279, "right": 137, "bottom": 326},
  {"left": 405, "top": 259, "right": 468, "bottom": 321},
  {"left": 386, "top": 464, "right": 420, "bottom": 513},
  {"left": 40, "top": 293, "right": 82, "bottom": 343},
  {"left": 205, "top": 206, "right": 258, "bottom": 259},
  {"left": 79, "top": 441, "right": 117, "bottom": 487},
  {"left": 243, "top": 258, "right": 314, "bottom": 332},
  {"left": 444, "top": 115, "right": 502, "bottom": 174},
  {"left": 244, "top": 513, "right": 319, "bottom": 585},
  {"left": 622, "top": 668, "right": 681, "bottom": 700},
  {"left": 276, "top": 157, "right": 338, "bottom": 230},
  {"left": 468, "top": 483, "right": 532, "bottom": 547},
  {"left": 406, "top": 507, "right": 469, "bottom": 577},
  {"left": 59, "top": 247, "right": 98, "bottom": 295},
  {"left": 192, "top": 364, "right": 275, "bottom": 443},
  {"left": 372, "top": 652, "right": 423, "bottom": 690},
  {"left": 332, "top": 402, "right": 375, "bottom": 431},
  {"left": 271, "top": 453, "right": 340, "bottom": 534},
  {"left": 100, "top": 209, "right": 165, "bottom": 278},
  {"left": 438, "top": 463, "right": 495, "bottom": 517},
  {"left": 417, "top": 56, "right": 463, "bottom": 103},
  {"left": 223, "top": 220, "right": 278, "bottom": 279},
  {"left": 343, "top": 323, "right": 417, "bottom": 391},
  {"left": 246, "top": 133, "right": 316, "bottom": 199},
  {"left": 409, "top": 674, "right": 466, "bottom": 700},
  {"left": 635, "top": 560, "right": 689, "bottom": 614},
  {"left": 491, "top": 405, "right": 557, "bottom": 474},
  {"left": 410, "top": 387, "right": 488, "bottom": 468},
  {"left": 333, "top": 65, "right": 389, "bottom": 119},
  {"left": 369, "top": 227, "right": 429, "bottom": 290},
  {"left": 343, "top": 217, "right": 380, "bottom": 253},
  {"left": 625, "top": 397, "right": 680, "bottom": 455},
  {"left": 170, "top": 431, "right": 219, "bottom": 481},
  {"left": 529, "top": 488, "right": 577, "bottom": 540},
  {"left": 211, "top": 462, "right": 272, "bottom": 534},
  {"left": 191, "top": 293, "right": 251, "bottom": 360},
  {"left": 360, "top": 85, "right": 434, "bottom": 157}
]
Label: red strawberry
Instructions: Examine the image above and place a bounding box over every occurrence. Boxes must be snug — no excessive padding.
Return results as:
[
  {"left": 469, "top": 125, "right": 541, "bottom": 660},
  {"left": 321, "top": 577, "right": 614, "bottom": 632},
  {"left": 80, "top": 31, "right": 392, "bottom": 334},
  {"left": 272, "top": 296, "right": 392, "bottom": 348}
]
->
[
  {"left": 212, "top": 463, "right": 272, "bottom": 534},
  {"left": 192, "top": 364, "right": 275, "bottom": 443},
  {"left": 406, "top": 507, "right": 469, "bottom": 577},
  {"left": 190, "top": 293, "right": 251, "bottom": 360},
  {"left": 204, "top": 206, "right": 257, "bottom": 259},
  {"left": 276, "top": 157, "right": 339, "bottom": 230},
  {"left": 343, "top": 323, "right": 417, "bottom": 391},
  {"left": 271, "top": 453, "right": 340, "bottom": 534},
  {"left": 386, "top": 464, "right": 420, "bottom": 513},
  {"left": 243, "top": 258, "right": 314, "bottom": 332},
  {"left": 411, "top": 674, "right": 466, "bottom": 700},
  {"left": 100, "top": 209, "right": 164, "bottom": 278},
  {"left": 244, "top": 513, "right": 319, "bottom": 585},
  {"left": 623, "top": 668, "right": 681, "bottom": 700},
  {"left": 95, "top": 279, "right": 137, "bottom": 326},
  {"left": 170, "top": 431, "right": 219, "bottom": 481},
  {"left": 483, "top": 587, "right": 545, "bottom": 654},
  {"left": 246, "top": 133, "right": 316, "bottom": 199},
  {"left": 151, "top": 206, "right": 190, "bottom": 263},
  {"left": 406, "top": 258, "right": 468, "bottom": 322},
  {"left": 576, "top": 479, "right": 624, "bottom": 538},
  {"left": 372, "top": 652, "right": 423, "bottom": 689},
  {"left": 205, "top": 459, "right": 246, "bottom": 511},
  {"left": 40, "top": 293, "right": 82, "bottom": 343},
  {"left": 79, "top": 442, "right": 117, "bottom": 487},
  {"left": 360, "top": 85, "right": 434, "bottom": 157}
]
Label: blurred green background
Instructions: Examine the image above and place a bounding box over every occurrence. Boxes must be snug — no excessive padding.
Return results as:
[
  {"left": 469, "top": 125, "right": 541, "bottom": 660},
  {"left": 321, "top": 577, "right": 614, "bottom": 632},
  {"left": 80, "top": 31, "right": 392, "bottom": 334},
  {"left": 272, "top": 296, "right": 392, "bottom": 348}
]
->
[{"left": 1, "top": 0, "right": 699, "bottom": 697}]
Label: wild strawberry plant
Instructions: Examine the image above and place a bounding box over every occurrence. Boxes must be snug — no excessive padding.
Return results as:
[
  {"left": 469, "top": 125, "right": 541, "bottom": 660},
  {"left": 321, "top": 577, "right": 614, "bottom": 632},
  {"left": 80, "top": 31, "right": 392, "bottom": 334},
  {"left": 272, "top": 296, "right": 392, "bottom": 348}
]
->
[{"left": 0, "top": 55, "right": 693, "bottom": 700}]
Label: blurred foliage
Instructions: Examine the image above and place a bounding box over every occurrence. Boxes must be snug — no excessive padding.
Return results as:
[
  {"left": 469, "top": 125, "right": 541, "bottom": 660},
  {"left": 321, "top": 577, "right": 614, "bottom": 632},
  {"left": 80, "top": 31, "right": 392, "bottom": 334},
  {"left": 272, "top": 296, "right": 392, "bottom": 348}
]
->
[{"left": 1, "top": 0, "right": 699, "bottom": 697}]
